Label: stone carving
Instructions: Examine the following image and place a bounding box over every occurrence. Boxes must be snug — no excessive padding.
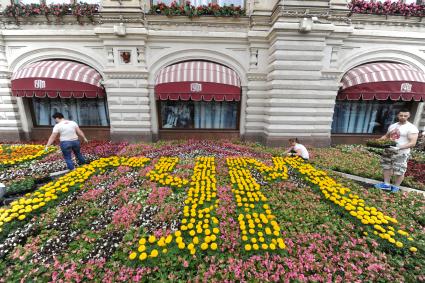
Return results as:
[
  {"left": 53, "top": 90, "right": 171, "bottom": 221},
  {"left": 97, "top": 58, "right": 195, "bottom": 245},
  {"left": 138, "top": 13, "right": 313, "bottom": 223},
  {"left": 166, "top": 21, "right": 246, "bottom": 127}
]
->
[
  {"left": 107, "top": 48, "right": 114, "bottom": 65},
  {"left": 120, "top": 51, "right": 131, "bottom": 63}
]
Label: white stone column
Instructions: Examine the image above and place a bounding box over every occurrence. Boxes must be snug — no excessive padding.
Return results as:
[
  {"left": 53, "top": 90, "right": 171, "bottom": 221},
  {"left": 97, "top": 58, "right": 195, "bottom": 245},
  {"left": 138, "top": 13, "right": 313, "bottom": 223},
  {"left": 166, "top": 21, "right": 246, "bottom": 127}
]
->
[{"left": 0, "top": 32, "right": 23, "bottom": 141}]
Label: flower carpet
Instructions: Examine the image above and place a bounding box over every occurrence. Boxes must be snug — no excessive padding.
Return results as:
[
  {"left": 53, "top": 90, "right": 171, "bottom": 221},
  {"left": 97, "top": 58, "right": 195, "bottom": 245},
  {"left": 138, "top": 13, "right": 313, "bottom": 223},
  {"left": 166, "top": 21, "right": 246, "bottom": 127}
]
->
[{"left": 0, "top": 141, "right": 424, "bottom": 282}]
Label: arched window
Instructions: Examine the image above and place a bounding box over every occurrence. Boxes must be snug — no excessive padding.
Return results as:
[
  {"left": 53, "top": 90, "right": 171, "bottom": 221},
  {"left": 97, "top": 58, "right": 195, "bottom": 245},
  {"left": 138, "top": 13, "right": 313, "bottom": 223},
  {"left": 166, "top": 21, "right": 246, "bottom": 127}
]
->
[
  {"left": 11, "top": 60, "right": 110, "bottom": 127},
  {"left": 155, "top": 61, "right": 241, "bottom": 130},
  {"left": 332, "top": 62, "right": 425, "bottom": 134}
]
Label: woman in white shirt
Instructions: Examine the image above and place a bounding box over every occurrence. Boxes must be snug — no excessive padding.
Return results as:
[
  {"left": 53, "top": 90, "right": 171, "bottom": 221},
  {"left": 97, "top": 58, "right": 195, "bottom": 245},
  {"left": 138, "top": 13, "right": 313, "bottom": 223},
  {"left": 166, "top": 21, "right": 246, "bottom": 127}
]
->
[{"left": 284, "top": 138, "right": 310, "bottom": 160}]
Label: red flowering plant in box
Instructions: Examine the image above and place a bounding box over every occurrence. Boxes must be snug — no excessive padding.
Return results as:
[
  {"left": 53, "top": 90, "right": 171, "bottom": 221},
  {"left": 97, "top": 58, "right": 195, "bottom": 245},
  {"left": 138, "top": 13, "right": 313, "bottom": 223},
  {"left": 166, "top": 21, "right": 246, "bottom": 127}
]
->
[
  {"left": 348, "top": 0, "right": 425, "bottom": 18},
  {"left": 150, "top": 1, "right": 245, "bottom": 18},
  {"left": 3, "top": 3, "right": 43, "bottom": 19},
  {"left": 72, "top": 2, "right": 100, "bottom": 24},
  {"left": 50, "top": 3, "right": 71, "bottom": 18},
  {"left": 2, "top": 2, "right": 99, "bottom": 24}
]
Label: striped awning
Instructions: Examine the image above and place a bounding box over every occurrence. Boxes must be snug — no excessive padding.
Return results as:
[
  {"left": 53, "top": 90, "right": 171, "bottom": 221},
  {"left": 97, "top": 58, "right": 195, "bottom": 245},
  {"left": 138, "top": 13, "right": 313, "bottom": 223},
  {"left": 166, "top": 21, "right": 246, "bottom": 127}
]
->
[
  {"left": 338, "top": 62, "right": 425, "bottom": 101},
  {"left": 155, "top": 61, "right": 241, "bottom": 101},
  {"left": 11, "top": 60, "right": 105, "bottom": 98}
]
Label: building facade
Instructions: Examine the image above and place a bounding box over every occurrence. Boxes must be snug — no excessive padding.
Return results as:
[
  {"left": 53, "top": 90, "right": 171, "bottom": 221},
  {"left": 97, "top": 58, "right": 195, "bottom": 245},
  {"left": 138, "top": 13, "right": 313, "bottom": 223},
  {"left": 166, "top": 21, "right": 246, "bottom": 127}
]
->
[{"left": 1, "top": 0, "right": 424, "bottom": 146}]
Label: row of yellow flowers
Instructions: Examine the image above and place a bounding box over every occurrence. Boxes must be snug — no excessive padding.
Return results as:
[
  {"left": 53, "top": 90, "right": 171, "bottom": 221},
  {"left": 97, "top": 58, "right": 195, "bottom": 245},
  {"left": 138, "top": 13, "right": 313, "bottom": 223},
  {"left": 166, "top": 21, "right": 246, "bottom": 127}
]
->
[
  {"left": 226, "top": 157, "right": 287, "bottom": 252},
  {"left": 145, "top": 157, "right": 189, "bottom": 189},
  {"left": 130, "top": 156, "right": 220, "bottom": 261},
  {"left": 0, "top": 156, "right": 150, "bottom": 234},
  {"left": 0, "top": 144, "right": 56, "bottom": 167},
  {"left": 285, "top": 156, "right": 417, "bottom": 253}
]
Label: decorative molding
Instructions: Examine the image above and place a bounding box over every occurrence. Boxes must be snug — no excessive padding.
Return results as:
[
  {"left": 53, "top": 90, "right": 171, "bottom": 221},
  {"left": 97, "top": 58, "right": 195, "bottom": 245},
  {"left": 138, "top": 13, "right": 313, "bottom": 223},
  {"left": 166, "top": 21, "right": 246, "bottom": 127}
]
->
[
  {"left": 0, "top": 73, "right": 11, "bottom": 79},
  {"left": 137, "top": 46, "right": 146, "bottom": 66},
  {"left": 99, "top": 14, "right": 145, "bottom": 24},
  {"left": 249, "top": 48, "right": 258, "bottom": 70},
  {"left": 146, "top": 15, "right": 249, "bottom": 29},
  {"left": 247, "top": 72, "right": 267, "bottom": 81},
  {"left": 321, "top": 69, "right": 343, "bottom": 80},
  {"left": 107, "top": 47, "right": 114, "bottom": 66},
  {"left": 104, "top": 72, "right": 148, "bottom": 79}
]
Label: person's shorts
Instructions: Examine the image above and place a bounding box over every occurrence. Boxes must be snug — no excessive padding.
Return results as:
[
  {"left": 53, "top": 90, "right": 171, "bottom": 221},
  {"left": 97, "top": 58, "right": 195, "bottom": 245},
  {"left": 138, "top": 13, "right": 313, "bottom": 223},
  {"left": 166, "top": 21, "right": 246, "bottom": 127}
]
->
[{"left": 381, "top": 150, "right": 410, "bottom": 175}]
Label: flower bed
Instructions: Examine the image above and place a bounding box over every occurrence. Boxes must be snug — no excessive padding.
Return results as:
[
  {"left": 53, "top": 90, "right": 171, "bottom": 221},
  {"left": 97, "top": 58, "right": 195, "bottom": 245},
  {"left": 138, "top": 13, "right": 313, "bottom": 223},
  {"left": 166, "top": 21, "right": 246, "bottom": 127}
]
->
[
  {"left": 0, "top": 144, "right": 55, "bottom": 169},
  {"left": 310, "top": 145, "right": 425, "bottom": 191},
  {"left": 0, "top": 141, "right": 423, "bottom": 281}
]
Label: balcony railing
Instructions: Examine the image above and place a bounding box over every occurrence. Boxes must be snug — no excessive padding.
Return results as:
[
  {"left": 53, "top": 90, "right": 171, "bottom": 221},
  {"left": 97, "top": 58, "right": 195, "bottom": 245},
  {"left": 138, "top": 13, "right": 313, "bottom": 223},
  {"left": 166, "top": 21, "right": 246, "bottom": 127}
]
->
[{"left": 348, "top": 0, "right": 425, "bottom": 18}]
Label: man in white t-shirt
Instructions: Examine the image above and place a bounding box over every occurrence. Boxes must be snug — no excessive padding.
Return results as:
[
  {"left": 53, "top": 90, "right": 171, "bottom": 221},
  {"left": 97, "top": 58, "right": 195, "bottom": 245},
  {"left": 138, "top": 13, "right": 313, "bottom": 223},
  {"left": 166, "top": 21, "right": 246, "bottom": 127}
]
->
[
  {"left": 375, "top": 109, "right": 419, "bottom": 192},
  {"left": 284, "top": 138, "right": 309, "bottom": 160},
  {"left": 45, "top": 112, "right": 89, "bottom": 170}
]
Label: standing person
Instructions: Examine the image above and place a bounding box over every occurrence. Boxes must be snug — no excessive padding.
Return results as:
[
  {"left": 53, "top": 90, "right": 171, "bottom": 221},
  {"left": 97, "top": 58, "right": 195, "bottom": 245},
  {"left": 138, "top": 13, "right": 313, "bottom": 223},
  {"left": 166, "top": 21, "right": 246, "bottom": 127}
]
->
[
  {"left": 374, "top": 109, "right": 419, "bottom": 192},
  {"left": 45, "top": 112, "right": 89, "bottom": 170},
  {"left": 284, "top": 138, "right": 309, "bottom": 160}
]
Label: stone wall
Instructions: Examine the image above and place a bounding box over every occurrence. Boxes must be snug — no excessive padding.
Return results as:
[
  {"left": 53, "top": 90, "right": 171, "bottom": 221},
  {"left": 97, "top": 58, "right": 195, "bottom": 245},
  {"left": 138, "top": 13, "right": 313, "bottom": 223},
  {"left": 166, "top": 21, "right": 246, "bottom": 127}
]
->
[{"left": 0, "top": 0, "right": 424, "bottom": 145}]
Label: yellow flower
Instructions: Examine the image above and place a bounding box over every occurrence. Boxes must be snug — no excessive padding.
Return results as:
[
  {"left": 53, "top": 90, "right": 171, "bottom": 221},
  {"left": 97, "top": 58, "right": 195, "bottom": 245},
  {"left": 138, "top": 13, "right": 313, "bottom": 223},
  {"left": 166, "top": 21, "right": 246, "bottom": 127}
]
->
[
  {"left": 210, "top": 243, "right": 217, "bottom": 250},
  {"left": 129, "top": 252, "right": 137, "bottom": 260},
  {"left": 245, "top": 244, "right": 252, "bottom": 251},
  {"left": 149, "top": 249, "right": 159, "bottom": 258},
  {"left": 395, "top": 241, "right": 403, "bottom": 248},
  {"left": 148, "top": 235, "right": 156, "bottom": 243},
  {"left": 139, "top": 252, "right": 148, "bottom": 261},
  {"left": 201, "top": 243, "right": 208, "bottom": 250},
  {"left": 409, "top": 247, "right": 417, "bottom": 252}
]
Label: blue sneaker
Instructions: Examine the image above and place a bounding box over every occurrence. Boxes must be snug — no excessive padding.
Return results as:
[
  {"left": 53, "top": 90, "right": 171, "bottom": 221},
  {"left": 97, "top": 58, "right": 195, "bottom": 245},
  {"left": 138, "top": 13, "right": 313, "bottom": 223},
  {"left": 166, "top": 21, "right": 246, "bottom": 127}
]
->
[
  {"left": 390, "top": 185, "right": 400, "bottom": 193},
  {"left": 374, "top": 183, "right": 392, "bottom": 191}
]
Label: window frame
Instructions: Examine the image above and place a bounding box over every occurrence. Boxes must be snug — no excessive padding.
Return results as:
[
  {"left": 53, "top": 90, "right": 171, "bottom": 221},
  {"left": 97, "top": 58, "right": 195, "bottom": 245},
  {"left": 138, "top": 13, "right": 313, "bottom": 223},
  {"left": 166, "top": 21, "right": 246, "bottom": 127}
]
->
[
  {"left": 28, "top": 97, "right": 111, "bottom": 128},
  {"left": 330, "top": 99, "right": 417, "bottom": 135},
  {"left": 156, "top": 99, "right": 241, "bottom": 131}
]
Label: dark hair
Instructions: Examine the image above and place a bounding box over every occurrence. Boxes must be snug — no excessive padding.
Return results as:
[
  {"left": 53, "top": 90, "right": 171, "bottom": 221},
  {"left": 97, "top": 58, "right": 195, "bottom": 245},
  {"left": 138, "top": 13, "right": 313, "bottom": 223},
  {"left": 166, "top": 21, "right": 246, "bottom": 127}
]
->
[
  {"left": 52, "top": 112, "right": 64, "bottom": 119},
  {"left": 288, "top": 138, "right": 299, "bottom": 143},
  {"left": 398, "top": 109, "right": 410, "bottom": 114}
]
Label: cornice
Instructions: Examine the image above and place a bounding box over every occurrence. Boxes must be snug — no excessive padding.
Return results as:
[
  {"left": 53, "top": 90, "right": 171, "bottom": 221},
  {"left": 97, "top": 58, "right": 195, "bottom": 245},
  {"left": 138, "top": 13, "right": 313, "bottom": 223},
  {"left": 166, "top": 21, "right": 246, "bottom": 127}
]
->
[
  {"left": 104, "top": 70, "right": 148, "bottom": 79},
  {"left": 349, "top": 13, "right": 425, "bottom": 28},
  {"left": 146, "top": 14, "right": 250, "bottom": 29}
]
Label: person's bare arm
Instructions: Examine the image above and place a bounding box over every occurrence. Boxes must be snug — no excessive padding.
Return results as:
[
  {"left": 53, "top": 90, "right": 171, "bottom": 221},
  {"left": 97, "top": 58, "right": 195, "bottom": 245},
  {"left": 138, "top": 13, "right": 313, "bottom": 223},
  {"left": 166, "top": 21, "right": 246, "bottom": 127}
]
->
[
  {"left": 45, "top": 133, "right": 58, "bottom": 148},
  {"left": 378, "top": 132, "right": 390, "bottom": 140},
  {"left": 76, "top": 127, "right": 88, "bottom": 142},
  {"left": 283, "top": 146, "right": 294, "bottom": 155},
  {"left": 398, "top": 133, "right": 418, "bottom": 150},
  {"left": 294, "top": 149, "right": 303, "bottom": 157}
]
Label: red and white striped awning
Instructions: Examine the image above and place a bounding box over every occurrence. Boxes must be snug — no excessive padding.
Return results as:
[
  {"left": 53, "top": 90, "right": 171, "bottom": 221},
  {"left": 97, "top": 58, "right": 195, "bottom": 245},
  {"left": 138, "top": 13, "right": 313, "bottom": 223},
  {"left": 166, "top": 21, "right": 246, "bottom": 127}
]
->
[
  {"left": 11, "top": 60, "right": 105, "bottom": 98},
  {"left": 155, "top": 61, "right": 241, "bottom": 101},
  {"left": 338, "top": 62, "right": 425, "bottom": 101}
]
